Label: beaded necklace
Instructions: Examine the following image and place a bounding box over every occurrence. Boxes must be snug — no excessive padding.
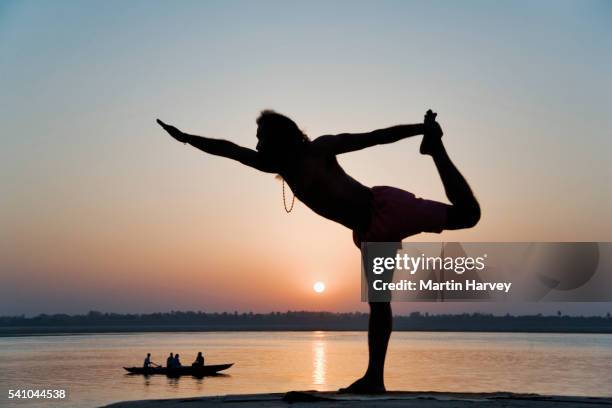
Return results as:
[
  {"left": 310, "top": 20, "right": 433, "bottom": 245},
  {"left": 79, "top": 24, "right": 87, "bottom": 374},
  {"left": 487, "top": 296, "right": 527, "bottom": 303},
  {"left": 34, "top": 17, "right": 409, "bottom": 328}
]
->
[{"left": 282, "top": 179, "right": 295, "bottom": 213}]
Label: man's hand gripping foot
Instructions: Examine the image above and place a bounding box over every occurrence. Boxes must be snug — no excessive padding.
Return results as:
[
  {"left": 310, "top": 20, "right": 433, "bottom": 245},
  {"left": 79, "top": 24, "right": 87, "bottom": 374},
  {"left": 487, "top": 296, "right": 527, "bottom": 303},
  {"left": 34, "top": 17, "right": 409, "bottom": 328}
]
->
[{"left": 420, "top": 109, "right": 443, "bottom": 156}]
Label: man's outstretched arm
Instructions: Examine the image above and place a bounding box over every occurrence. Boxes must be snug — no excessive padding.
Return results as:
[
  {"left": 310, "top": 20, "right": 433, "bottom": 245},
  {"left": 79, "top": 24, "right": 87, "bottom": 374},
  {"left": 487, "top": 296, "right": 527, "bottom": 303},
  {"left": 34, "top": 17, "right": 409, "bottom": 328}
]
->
[
  {"left": 157, "top": 119, "right": 276, "bottom": 173},
  {"left": 312, "top": 123, "right": 425, "bottom": 155}
]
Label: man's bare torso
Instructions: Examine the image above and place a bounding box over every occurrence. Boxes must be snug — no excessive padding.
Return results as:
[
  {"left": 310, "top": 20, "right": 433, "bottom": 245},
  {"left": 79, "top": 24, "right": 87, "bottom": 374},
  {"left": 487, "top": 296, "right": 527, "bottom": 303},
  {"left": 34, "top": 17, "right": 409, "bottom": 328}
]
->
[{"left": 280, "top": 143, "right": 373, "bottom": 232}]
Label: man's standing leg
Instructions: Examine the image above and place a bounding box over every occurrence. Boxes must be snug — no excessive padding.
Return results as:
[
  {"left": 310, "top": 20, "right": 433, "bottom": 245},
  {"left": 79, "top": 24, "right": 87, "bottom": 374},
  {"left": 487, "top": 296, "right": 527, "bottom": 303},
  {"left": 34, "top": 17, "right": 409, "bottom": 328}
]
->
[
  {"left": 365, "top": 301, "right": 392, "bottom": 388},
  {"left": 341, "top": 242, "right": 399, "bottom": 393}
]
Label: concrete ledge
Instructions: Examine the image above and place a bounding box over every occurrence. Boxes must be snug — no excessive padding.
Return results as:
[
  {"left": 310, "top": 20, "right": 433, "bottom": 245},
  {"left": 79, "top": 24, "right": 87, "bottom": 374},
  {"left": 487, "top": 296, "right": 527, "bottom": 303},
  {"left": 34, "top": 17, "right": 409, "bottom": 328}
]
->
[{"left": 105, "top": 391, "right": 612, "bottom": 407}]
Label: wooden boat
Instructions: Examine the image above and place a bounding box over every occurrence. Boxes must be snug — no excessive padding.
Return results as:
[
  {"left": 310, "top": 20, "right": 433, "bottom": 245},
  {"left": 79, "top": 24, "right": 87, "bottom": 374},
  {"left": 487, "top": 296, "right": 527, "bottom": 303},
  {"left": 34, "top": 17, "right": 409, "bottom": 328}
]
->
[{"left": 124, "top": 363, "right": 233, "bottom": 376}]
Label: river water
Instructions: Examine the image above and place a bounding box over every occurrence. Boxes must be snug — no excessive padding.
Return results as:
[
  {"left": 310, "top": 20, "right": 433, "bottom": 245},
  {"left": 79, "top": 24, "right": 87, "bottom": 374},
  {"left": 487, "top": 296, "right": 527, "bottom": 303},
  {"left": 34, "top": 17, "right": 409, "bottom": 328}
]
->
[{"left": 1, "top": 331, "right": 611, "bottom": 407}]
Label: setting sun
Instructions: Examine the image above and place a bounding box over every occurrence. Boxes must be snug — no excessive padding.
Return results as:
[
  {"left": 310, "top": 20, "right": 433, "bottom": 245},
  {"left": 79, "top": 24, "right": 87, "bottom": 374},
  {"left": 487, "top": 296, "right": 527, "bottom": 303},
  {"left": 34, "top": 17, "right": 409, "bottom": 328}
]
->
[{"left": 313, "top": 281, "right": 326, "bottom": 293}]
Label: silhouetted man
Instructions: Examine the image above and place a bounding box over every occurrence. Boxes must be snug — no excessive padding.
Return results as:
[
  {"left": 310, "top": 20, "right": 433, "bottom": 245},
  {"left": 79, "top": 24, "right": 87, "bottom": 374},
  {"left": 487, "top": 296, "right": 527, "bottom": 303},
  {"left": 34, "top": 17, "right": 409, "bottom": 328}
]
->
[
  {"left": 158, "top": 109, "right": 480, "bottom": 392},
  {"left": 192, "top": 352, "right": 205, "bottom": 367},
  {"left": 173, "top": 353, "right": 182, "bottom": 368},
  {"left": 143, "top": 353, "right": 152, "bottom": 369}
]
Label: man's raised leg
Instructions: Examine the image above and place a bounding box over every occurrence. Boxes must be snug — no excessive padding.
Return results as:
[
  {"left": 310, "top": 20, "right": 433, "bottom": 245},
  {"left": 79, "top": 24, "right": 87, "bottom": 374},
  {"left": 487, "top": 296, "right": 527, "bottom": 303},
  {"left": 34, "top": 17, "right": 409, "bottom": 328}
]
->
[{"left": 421, "top": 112, "right": 480, "bottom": 229}]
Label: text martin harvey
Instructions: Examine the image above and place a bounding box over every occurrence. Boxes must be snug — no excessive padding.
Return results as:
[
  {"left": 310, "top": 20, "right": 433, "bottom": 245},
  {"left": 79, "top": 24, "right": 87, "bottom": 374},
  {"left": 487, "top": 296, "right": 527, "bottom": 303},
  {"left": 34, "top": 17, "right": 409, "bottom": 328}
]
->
[{"left": 372, "top": 279, "right": 512, "bottom": 293}]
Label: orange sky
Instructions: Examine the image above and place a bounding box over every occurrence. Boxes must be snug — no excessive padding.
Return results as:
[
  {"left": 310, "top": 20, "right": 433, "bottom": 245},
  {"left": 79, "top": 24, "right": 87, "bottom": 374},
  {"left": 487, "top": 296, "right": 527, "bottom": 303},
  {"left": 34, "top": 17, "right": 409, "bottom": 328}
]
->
[{"left": 1, "top": 1, "right": 611, "bottom": 315}]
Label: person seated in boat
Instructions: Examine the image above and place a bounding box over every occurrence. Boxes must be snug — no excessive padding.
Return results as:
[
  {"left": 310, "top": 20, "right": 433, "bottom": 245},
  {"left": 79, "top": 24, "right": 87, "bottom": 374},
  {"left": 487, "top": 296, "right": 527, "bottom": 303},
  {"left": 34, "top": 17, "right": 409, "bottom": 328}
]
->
[
  {"left": 166, "top": 352, "right": 174, "bottom": 368},
  {"left": 143, "top": 353, "right": 152, "bottom": 368},
  {"left": 192, "top": 352, "right": 204, "bottom": 367},
  {"left": 173, "top": 353, "right": 182, "bottom": 368}
]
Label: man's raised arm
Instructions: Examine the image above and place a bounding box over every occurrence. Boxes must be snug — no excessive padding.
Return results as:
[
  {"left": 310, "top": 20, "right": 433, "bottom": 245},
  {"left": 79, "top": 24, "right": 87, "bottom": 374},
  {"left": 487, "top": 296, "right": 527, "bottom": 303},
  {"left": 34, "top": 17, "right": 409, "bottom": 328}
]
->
[
  {"left": 156, "top": 119, "right": 275, "bottom": 173},
  {"left": 312, "top": 123, "right": 425, "bottom": 155}
]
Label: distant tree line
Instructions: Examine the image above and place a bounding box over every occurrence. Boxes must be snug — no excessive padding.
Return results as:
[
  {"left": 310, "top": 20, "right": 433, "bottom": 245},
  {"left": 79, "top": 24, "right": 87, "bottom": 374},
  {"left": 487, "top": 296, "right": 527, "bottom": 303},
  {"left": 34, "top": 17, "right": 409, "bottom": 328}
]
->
[{"left": 1, "top": 310, "right": 611, "bottom": 335}]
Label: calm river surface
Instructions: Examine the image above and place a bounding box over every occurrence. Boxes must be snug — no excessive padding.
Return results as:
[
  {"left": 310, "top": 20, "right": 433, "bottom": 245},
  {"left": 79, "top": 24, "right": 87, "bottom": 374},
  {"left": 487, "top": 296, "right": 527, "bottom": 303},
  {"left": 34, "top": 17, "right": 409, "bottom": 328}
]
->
[{"left": 1, "top": 331, "right": 611, "bottom": 407}]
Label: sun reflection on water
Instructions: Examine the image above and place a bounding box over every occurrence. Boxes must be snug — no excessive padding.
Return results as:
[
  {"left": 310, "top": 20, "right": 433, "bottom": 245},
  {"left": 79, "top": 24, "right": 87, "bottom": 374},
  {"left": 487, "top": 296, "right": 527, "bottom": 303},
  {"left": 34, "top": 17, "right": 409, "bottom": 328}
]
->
[{"left": 312, "top": 332, "right": 327, "bottom": 386}]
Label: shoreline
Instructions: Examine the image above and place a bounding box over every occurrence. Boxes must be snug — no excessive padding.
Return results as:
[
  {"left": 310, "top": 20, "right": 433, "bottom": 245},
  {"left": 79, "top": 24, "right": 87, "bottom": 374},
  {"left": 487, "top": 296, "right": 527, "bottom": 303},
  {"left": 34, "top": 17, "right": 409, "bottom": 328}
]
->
[
  {"left": 104, "top": 391, "right": 612, "bottom": 407},
  {"left": 3, "top": 327, "right": 612, "bottom": 337}
]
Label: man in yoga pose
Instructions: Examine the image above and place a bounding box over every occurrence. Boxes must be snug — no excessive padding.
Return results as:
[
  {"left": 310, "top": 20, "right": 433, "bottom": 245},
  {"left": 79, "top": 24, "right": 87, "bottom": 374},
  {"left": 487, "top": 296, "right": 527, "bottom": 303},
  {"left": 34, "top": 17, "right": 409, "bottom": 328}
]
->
[{"left": 157, "top": 109, "right": 480, "bottom": 393}]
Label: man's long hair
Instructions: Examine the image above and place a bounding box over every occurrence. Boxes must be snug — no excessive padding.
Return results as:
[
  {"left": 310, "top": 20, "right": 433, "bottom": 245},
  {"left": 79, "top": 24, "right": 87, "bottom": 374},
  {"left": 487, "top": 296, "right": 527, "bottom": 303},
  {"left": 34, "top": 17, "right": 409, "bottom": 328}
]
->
[{"left": 256, "top": 110, "right": 310, "bottom": 149}]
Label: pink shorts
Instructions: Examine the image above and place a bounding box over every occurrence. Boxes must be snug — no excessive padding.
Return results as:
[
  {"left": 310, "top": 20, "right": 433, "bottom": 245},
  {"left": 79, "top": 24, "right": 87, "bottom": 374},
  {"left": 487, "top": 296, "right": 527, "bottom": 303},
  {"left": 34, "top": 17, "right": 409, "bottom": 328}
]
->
[{"left": 353, "top": 186, "right": 449, "bottom": 247}]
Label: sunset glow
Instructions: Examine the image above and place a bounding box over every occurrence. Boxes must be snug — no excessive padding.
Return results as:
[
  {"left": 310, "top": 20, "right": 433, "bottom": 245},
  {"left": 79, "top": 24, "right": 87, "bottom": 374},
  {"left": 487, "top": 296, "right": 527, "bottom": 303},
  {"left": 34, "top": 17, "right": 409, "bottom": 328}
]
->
[{"left": 1, "top": 1, "right": 611, "bottom": 316}]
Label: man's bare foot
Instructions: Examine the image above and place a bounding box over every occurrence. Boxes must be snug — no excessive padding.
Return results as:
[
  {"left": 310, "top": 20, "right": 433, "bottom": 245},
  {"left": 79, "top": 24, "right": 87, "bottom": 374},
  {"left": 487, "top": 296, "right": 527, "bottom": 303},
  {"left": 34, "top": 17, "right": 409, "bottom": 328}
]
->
[
  {"left": 338, "top": 376, "right": 386, "bottom": 394},
  {"left": 420, "top": 109, "right": 443, "bottom": 156}
]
